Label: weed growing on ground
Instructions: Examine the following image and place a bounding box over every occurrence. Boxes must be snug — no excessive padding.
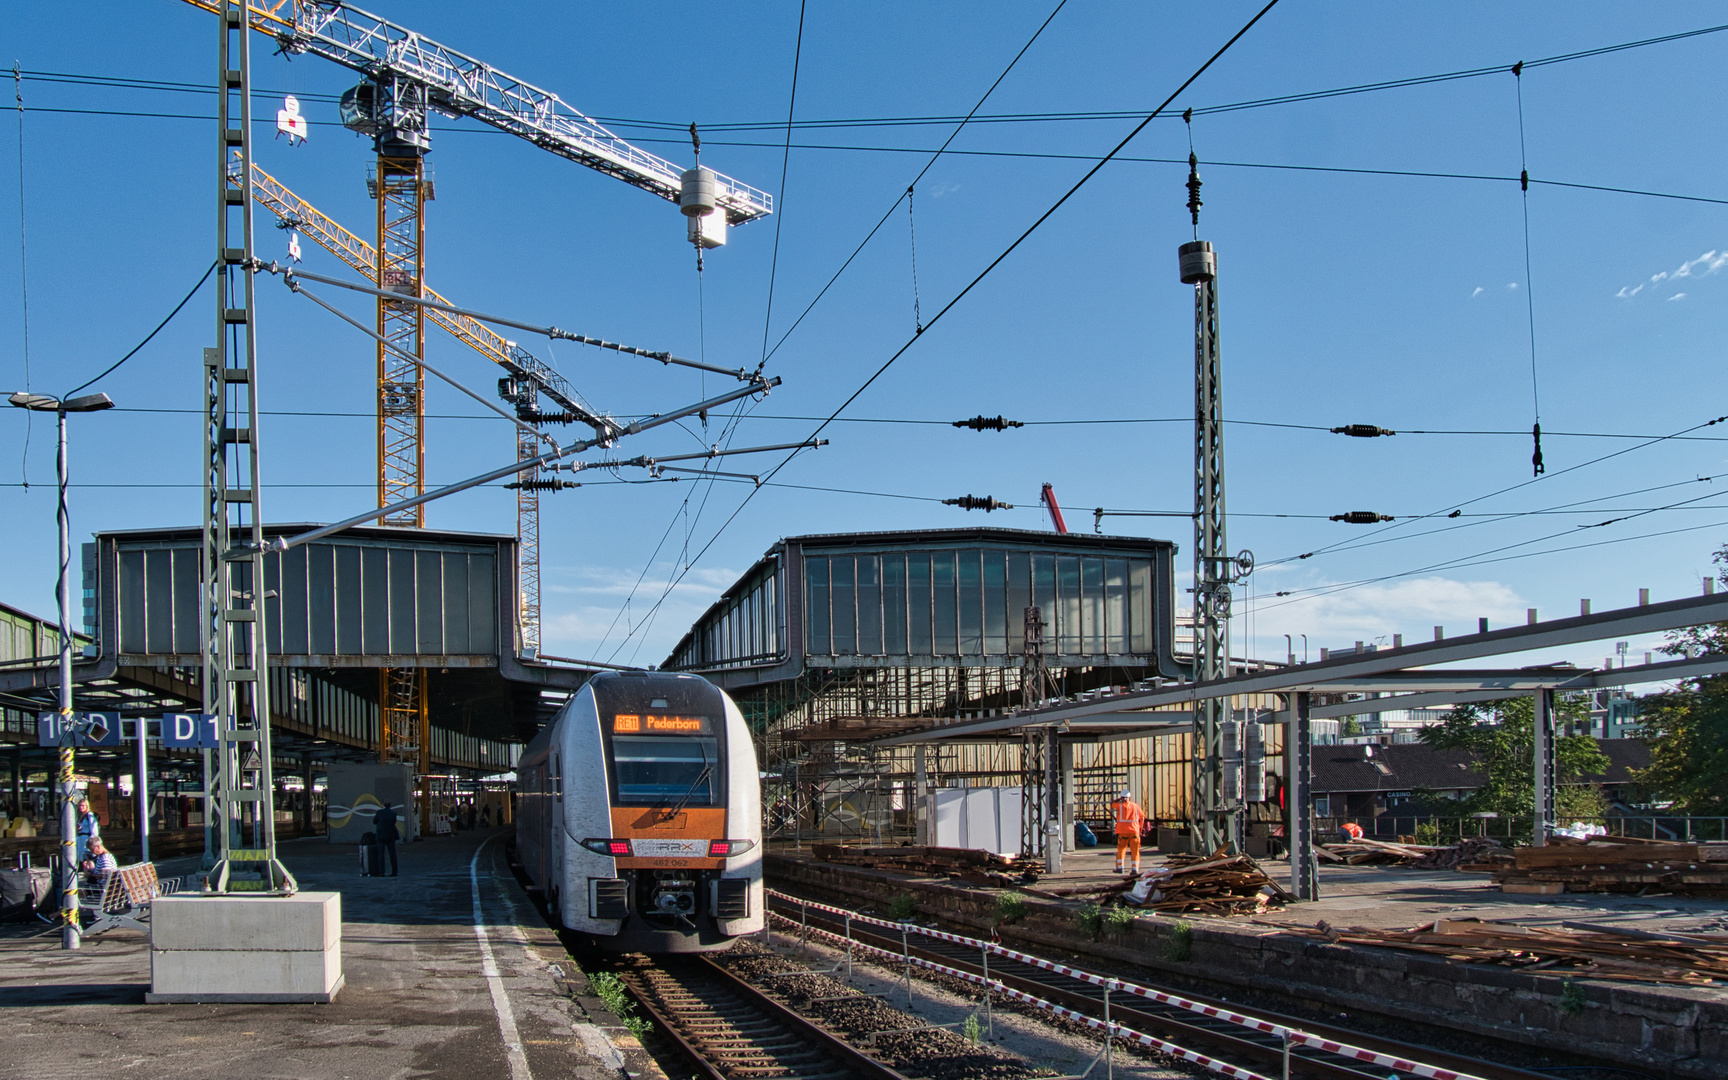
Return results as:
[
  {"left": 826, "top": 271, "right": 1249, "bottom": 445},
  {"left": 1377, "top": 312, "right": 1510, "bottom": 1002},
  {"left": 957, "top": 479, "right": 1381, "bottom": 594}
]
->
[
  {"left": 1163, "top": 919, "right": 1193, "bottom": 962},
  {"left": 994, "top": 891, "right": 1027, "bottom": 926},
  {"left": 963, "top": 1012, "right": 982, "bottom": 1044},
  {"left": 1074, "top": 901, "right": 1102, "bottom": 939},
  {"left": 1104, "top": 904, "right": 1138, "bottom": 937},
  {"left": 1559, "top": 978, "right": 1586, "bottom": 1016},
  {"left": 888, "top": 893, "right": 918, "bottom": 921},
  {"left": 589, "top": 971, "right": 652, "bottom": 1039}
]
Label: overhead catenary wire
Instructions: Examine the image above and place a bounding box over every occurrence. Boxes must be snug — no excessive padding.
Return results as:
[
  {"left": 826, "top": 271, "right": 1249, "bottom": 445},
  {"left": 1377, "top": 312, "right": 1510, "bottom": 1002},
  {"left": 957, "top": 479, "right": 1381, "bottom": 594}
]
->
[
  {"left": 602, "top": 1, "right": 1281, "bottom": 659},
  {"left": 61, "top": 260, "right": 217, "bottom": 398},
  {"left": 602, "top": 0, "right": 1081, "bottom": 658},
  {"left": 13, "top": 62, "right": 31, "bottom": 489},
  {"left": 1260, "top": 408, "right": 1728, "bottom": 568},
  {"left": 1513, "top": 62, "right": 1544, "bottom": 478},
  {"left": 23, "top": 21, "right": 1728, "bottom": 137}
]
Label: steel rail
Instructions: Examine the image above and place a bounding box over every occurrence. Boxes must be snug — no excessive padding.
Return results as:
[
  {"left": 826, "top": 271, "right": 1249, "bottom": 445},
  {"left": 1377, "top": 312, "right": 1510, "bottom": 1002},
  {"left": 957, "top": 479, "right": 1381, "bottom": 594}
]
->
[
  {"left": 770, "top": 896, "right": 1562, "bottom": 1080},
  {"left": 616, "top": 954, "right": 914, "bottom": 1080}
]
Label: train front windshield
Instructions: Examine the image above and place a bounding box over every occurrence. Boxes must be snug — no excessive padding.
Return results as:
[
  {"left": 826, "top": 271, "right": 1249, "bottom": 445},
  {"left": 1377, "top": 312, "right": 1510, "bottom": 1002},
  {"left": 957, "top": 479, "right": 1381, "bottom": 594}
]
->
[{"left": 612, "top": 736, "right": 719, "bottom": 805}]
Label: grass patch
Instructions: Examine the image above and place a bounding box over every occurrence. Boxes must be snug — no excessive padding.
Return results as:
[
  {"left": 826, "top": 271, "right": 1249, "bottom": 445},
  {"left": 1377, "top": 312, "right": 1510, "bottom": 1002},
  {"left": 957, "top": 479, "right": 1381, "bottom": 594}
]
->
[
  {"left": 887, "top": 893, "right": 918, "bottom": 921},
  {"left": 1163, "top": 919, "right": 1193, "bottom": 962},
  {"left": 1104, "top": 904, "right": 1138, "bottom": 937},
  {"left": 994, "top": 891, "right": 1027, "bottom": 926},
  {"left": 589, "top": 970, "right": 653, "bottom": 1039},
  {"left": 1559, "top": 978, "right": 1586, "bottom": 1017},
  {"left": 1074, "top": 901, "right": 1102, "bottom": 939}
]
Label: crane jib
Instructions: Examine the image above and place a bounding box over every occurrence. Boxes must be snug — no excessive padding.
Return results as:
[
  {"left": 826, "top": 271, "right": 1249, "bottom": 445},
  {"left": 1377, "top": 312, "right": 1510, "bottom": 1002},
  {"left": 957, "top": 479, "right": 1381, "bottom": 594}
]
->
[{"left": 183, "top": 0, "right": 773, "bottom": 224}]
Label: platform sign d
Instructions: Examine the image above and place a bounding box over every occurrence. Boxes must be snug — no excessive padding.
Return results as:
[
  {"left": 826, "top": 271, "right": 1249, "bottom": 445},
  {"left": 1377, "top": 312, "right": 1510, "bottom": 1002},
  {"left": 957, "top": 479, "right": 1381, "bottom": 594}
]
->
[{"left": 161, "top": 713, "right": 221, "bottom": 750}]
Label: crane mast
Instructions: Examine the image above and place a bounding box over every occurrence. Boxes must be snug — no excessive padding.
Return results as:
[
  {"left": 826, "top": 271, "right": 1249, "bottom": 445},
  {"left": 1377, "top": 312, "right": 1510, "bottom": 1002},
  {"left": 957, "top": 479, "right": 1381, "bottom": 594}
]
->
[{"left": 184, "top": 0, "right": 773, "bottom": 795}]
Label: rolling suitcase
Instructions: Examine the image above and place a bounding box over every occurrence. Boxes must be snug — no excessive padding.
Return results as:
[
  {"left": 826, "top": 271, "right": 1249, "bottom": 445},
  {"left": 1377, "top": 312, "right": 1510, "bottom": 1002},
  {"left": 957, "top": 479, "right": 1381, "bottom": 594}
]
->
[
  {"left": 359, "top": 843, "right": 385, "bottom": 877},
  {"left": 0, "top": 866, "right": 53, "bottom": 921}
]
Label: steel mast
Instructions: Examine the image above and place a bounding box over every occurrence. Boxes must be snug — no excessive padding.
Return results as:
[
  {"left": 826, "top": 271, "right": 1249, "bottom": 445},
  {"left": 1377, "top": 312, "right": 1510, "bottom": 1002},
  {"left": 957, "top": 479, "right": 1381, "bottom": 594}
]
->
[
  {"left": 1180, "top": 153, "right": 1246, "bottom": 855},
  {"left": 205, "top": 0, "right": 294, "bottom": 893}
]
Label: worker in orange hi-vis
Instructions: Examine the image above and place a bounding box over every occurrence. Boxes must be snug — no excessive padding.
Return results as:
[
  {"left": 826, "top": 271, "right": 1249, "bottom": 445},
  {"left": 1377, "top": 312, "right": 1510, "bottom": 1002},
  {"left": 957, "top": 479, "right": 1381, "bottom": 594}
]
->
[{"left": 1112, "top": 789, "right": 1147, "bottom": 874}]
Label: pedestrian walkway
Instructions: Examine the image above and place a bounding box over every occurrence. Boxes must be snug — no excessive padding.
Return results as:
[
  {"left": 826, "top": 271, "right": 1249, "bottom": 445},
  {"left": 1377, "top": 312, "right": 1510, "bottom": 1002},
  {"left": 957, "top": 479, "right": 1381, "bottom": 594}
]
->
[{"left": 0, "top": 827, "right": 630, "bottom": 1080}]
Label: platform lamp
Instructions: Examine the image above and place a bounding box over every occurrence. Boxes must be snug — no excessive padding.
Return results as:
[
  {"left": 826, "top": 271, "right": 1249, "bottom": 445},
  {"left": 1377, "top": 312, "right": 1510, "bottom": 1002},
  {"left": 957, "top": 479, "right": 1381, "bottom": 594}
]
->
[{"left": 8, "top": 390, "right": 115, "bottom": 950}]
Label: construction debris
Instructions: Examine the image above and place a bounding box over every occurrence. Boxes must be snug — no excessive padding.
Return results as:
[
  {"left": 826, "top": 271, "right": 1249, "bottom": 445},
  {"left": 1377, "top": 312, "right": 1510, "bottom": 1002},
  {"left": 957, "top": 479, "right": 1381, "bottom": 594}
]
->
[
  {"left": 1490, "top": 835, "right": 1728, "bottom": 897},
  {"left": 1315, "top": 837, "right": 1438, "bottom": 865},
  {"left": 1290, "top": 916, "right": 1728, "bottom": 986},
  {"left": 1042, "top": 850, "right": 1293, "bottom": 916},
  {"left": 1411, "top": 836, "right": 1512, "bottom": 871},
  {"left": 809, "top": 844, "right": 1042, "bottom": 886}
]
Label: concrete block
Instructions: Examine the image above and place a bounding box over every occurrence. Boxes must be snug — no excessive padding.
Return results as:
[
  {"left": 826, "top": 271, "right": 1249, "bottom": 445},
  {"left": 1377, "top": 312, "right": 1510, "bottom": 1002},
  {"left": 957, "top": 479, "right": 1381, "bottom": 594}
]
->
[
  {"left": 151, "top": 892, "right": 341, "bottom": 952},
  {"left": 148, "top": 941, "right": 343, "bottom": 1003}
]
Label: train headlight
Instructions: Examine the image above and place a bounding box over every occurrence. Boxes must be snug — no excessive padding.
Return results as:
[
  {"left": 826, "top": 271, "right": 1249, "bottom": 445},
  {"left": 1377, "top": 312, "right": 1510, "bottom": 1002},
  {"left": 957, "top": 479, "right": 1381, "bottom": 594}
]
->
[
  {"left": 582, "top": 838, "right": 632, "bottom": 856},
  {"left": 707, "top": 839, "right": 757, "bottom": 857}
]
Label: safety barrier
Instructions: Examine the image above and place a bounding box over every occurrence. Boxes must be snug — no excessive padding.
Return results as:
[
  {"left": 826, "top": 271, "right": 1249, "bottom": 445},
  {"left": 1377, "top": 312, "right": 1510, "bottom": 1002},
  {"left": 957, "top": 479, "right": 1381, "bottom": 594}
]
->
[{"left": 766, "top": 889, "right": 1492, "bottom": 1080}]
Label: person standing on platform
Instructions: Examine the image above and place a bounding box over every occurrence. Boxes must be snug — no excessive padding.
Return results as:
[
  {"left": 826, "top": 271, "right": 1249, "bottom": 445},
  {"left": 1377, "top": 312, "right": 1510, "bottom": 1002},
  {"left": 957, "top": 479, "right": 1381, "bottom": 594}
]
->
[
  {"left": 372, "top": 802, "right": 401, "bottom": 877},
  {"left": 1112, "top": 789, "right": 1146, "bottom": 874},
  {"left": 73, "top": 795, "right": 101, "bottom": 868}
]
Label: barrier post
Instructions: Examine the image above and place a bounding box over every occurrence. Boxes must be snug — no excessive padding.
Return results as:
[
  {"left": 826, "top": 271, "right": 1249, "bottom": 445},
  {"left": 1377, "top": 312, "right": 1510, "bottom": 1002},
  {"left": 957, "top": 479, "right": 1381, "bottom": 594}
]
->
[
  {"left": 844, "top": 913, "right": 854, "bottom": 982},
  {"left": 1104, "top": 985, "right": 1114, "bottom": 1080},
  {"left": 981, "top": 944, "right": 994, "bottom": 1039},
  {"left": 800, "top": 898, "right": 809, "bottom": 954},
  {"left": 900, "top": 922, "right": 915, "bottom": 1011},
  {"left": 1282, "top": 1030, "right": 1292, "bottom": 1080}
]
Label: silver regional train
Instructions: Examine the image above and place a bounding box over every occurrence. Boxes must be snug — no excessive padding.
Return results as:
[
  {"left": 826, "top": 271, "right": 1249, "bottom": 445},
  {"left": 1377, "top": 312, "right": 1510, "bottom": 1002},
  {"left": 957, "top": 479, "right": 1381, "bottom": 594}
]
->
[{"left": 516, "top": 670, "right": 764, "bottom": 952}]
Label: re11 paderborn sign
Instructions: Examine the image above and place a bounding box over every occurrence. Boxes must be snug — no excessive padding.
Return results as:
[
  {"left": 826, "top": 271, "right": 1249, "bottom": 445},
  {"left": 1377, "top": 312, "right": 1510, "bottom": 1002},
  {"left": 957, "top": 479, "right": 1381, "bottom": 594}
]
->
[{"left": 37, "top": 712, "right": 221, "bottom": 749}]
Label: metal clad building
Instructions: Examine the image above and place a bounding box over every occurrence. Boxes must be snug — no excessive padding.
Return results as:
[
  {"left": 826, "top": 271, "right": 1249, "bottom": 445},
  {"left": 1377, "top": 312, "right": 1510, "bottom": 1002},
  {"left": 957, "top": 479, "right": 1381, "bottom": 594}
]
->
[
  {"left": 666, "top": 527, "right": 1182, "bottom": 688},
  {"left": 90, "top": 525, "right": 504, "bottom": 668}
]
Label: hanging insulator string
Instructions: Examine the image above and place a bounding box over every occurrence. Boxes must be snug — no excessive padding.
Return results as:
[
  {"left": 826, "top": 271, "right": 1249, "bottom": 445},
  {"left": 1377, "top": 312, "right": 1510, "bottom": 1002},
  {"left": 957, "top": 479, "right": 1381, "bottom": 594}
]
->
[
  {"left": 1183, "top": 108, "right": 1202, "bottom": 238},
  {"left": 907, "top": 185, "right": 923, "bottom": 334},
  {"left": 1513, "top": 61, "right": 1544, "bottom": 476}
]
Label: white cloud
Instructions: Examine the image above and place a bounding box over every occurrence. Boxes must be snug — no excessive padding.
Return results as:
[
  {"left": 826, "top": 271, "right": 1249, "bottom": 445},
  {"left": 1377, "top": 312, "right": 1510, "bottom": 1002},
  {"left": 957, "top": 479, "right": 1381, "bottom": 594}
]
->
[
  {"left": 538, "top": 561, "right": 741, "bottom": 661},
  {"left": 1669, "top": 292, "right": 1688, "bottom": 302},
  {"left": 1247, "top": 576, "right": 1525, "bottom": 656},
  {"left": 1617, "top": 249, "right": 1728, "bottom": 298},
  {"left": 927, "top": 182, "right": 962, "bottom": 198},
  {"left": 1471, "top": 286, "right": 1483, "bottom": 298},
  {"left": 1506, "top": 282, "right": 1519, "bottom": 290}
]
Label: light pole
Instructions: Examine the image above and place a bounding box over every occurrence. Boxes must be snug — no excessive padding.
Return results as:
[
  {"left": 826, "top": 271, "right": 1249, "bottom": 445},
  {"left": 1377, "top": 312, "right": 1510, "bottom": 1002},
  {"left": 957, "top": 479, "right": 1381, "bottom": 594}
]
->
[{"left": 8, "top": 390, "right": 115, "bottom": 950}]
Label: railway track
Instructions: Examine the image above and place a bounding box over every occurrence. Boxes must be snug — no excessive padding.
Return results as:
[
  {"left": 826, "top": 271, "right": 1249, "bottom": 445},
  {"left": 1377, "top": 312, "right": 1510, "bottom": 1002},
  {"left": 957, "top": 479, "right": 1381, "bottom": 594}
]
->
[
  {"left": 613, "top": 953, "right": 915, "bottom": 1080},
  {"left": 769, "top": 893, "right": 1566, "bottom": 1080}
]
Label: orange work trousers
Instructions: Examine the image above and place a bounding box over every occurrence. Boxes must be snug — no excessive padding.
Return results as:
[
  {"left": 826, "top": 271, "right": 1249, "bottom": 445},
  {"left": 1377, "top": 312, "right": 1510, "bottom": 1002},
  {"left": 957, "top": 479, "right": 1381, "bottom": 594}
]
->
[{"left": 1115, "top": 833, "right": 1141, "bottom": 870}]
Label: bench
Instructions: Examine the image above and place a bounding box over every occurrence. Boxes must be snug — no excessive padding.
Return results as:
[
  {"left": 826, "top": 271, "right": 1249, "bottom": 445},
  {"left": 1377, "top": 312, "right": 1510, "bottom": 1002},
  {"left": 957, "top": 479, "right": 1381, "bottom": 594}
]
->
[{"left": 78, "top": 861, "right": 181, "bottom": 935}]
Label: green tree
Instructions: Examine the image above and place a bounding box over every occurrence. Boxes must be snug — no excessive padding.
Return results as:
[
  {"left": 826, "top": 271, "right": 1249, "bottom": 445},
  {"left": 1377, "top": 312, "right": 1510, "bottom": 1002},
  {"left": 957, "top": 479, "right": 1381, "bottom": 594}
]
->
[
  {"left": 1634, "top": 545, "right": 1728, "bottom": 812},
  {"left": 1339, "top": 716, "right": 1362, "bottom": 738},
  {"left": 1417, "top": 696, "right": 1610, "bottom": 827}
]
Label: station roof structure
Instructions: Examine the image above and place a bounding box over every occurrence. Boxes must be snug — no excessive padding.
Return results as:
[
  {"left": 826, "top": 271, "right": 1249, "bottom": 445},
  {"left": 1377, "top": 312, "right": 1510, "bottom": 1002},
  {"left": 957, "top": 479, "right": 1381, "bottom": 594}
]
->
[{"left": 0, "top": 523, "right": 599, "bottom": 779}]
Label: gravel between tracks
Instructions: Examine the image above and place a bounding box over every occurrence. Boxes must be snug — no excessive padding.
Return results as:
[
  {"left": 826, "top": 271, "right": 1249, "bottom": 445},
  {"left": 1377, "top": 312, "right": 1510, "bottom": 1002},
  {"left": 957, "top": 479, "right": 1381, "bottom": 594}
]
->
[{"left": 721, "top": 934, "right": 1194, "bottom": 1080}]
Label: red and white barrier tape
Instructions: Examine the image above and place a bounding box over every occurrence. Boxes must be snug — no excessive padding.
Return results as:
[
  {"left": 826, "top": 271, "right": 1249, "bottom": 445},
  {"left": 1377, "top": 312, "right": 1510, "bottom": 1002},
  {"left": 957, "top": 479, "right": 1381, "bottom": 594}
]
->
[
  {"left": 766, "top": 910, "right": 1272, "bottom": 1080},
  {"left": 766, "top": 890, "right": 1487, "bottom": 1080}
]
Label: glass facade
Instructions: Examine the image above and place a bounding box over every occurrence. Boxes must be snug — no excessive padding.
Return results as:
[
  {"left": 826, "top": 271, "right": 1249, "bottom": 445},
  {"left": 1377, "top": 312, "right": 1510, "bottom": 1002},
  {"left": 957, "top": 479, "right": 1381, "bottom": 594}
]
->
[
  {"left": 673, "top": 560, "right": 781, "bottom": 670},
  {"left": 804, "top": 547, "right": 1158, "bottom": 659}
]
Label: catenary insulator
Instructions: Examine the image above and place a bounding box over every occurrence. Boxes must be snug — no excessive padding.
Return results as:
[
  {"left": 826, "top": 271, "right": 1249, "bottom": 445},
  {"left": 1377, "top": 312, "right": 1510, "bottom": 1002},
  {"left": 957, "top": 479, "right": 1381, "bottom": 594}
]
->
[
  {"left": 679, "top": 166, "right": 717, "bottom": 217},
  {"left": 1178, "top": 239, "right": 1216, "bottom": 284},
  {"left": 1331, "top": 424, "right": 1396, "bottom": 437},
  {"left": 953, "top": 415, "right": 1023, "bottom": 431},
  {"left": 943, "top": 494, "right": 1014, "bottom": 512},
  {"left": 1330, "top": 511, "right": 1394, "bottom": 524}
]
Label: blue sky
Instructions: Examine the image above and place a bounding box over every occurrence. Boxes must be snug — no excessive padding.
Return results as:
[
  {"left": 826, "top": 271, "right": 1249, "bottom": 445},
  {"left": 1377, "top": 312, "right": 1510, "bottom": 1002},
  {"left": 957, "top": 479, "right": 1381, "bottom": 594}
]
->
[{"left": 3, "top": 2, "right": 1727, "bottom": 676}]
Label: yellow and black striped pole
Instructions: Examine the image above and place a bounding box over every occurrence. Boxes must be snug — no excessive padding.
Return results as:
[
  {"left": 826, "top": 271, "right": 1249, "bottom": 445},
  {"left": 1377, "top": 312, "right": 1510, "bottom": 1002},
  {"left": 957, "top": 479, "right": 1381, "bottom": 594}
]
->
[{"left": 57, "top": 714, "right": 79, "bottom": 949}]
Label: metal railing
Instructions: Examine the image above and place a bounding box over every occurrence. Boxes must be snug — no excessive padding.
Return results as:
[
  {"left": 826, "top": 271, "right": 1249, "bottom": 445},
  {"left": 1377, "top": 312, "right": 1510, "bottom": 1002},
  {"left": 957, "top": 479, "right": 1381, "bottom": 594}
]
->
[{"left": 1318, "top": 814, "right": 1728, "bottom": 844}]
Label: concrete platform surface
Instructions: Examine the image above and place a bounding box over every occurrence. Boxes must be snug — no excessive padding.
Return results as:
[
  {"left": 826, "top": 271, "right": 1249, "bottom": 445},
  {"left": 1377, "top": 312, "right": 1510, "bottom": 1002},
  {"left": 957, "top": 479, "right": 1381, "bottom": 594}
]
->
[{"left": 0, "top": 828, "right": 628, "bottom": 1080}]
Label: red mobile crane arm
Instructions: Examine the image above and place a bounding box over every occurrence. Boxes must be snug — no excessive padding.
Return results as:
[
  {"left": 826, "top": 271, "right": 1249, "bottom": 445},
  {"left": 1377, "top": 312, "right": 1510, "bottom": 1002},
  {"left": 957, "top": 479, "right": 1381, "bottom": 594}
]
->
[{"left": 1041, "top": 483, "right": 1068, "bottom": 534}]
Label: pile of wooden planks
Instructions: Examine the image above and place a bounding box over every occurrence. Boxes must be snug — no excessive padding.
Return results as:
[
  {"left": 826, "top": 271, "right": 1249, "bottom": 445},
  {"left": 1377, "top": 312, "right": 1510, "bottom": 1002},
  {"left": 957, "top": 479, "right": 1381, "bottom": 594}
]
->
[
  {"left": 1291, "top": 916, "right": 1728, "bottom": 986},
  {"left": 1042, "top": 850, "right": 1294, "bottom": 915},
  {"left": 1315, "top": 837, "right": 1439, "bottom": 865},
  {"left": 1492, "top": 835, "right": 1728, "bottom": 896},
  {"left": 809, "top": 844, "right": 1042, "bottom": 886}
]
